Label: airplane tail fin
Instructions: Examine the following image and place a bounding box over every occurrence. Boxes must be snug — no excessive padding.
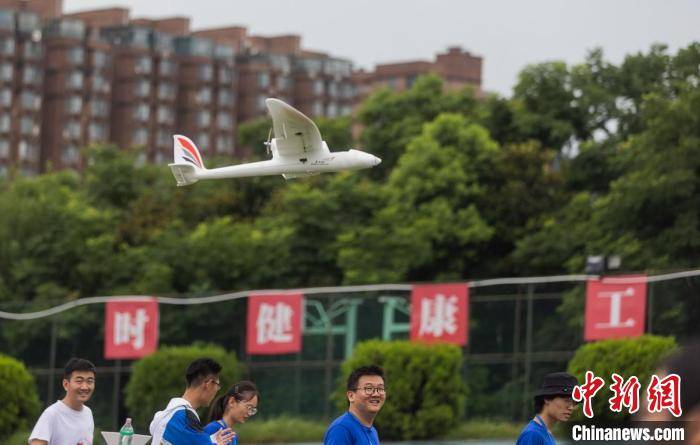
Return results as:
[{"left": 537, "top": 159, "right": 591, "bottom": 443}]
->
[{"left": 169, "top": 135, "right": 205, "bottom": 186}]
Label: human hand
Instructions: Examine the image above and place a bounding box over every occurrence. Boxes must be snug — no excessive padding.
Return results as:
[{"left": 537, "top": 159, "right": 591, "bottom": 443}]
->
[{"left": 214, "top": 428, "right": 236, "bottom": 445}]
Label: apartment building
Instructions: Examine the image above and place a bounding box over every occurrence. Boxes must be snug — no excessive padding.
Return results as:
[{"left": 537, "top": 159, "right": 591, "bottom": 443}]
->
[
  {"left": 352, "top": 46, "right": 482, "bottom": 101},
  {"left": 0, "top": 1, "right": 482, "bottom": 176},
  {"left": 42, "top": 17, "right": 112, "bottom": 170}
]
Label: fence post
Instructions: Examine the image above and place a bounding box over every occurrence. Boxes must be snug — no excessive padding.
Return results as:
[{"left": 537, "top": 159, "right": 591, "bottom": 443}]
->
[
  {"left": 511, "top": 287, "right": 522, "bottom": 419},
  {"left": 521, "top": 283, "right": 534, "bottom": 420},
  {"left": 112, "top": 360, "right": 121, "bottom": 429},
  {"left": 47, "top": 318, "right": 58, "bottom": 406},
  {"left": 647, "top": 281, "right": 655, "bottom": 334}
]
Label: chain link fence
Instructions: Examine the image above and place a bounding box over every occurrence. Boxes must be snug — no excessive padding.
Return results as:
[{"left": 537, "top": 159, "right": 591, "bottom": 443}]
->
[{"left": 2, "top": 272, "right": 699, "bottom": 430}]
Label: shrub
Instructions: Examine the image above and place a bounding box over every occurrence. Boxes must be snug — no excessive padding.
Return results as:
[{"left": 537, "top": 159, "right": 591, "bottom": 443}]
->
[
  {"left": 0, "top": 354, "right": 40, "bottom": 439},
  {"left": 124, "top": 344, "right": 242, "bottom": 431},
  {"left": 235, "top": 416, "right": 326, "bottom": 443},
  {"left": 334, "top": 340, "right": 465, "bottom": 440},
  {"left": 567, "top": 335, "right": 677, "bottom": 422}
]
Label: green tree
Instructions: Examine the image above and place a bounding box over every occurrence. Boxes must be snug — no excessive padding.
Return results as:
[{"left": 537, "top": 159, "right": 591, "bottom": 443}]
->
[
  {"left": 0, "top": 354, "right": 40, "bottom": 438},
  {"left": 335, "top": 340, "right": 465, "bottom": 440}
]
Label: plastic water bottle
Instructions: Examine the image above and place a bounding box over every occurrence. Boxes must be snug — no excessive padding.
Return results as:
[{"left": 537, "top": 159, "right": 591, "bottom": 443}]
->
[{"left": 119, "top": 418, "right": 134, "bottom": 445}]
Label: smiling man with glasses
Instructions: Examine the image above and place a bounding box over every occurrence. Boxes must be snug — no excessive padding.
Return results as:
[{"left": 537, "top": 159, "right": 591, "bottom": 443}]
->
[{"left": 324, "top": 365, "right": 386, "bottom": 445}]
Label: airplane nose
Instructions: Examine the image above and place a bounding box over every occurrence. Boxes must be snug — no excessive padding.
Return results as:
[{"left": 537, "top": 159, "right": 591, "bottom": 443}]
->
[{"left": 373, "top": 155, "right": 382, "bottom": 166}]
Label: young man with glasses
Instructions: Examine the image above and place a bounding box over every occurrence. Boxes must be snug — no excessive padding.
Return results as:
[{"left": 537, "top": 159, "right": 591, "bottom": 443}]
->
[
  {"left": 29, "top": 357, "right": 96, "bottom": 445},
  {"left": 516, "top": 372, "right": 578, "bottom": 445},
  {"left": 324, "top": 365, "right": 386, "bottom": 445},
  {"left": 149, "top": 358, "right": 236, "bottom": 445}
]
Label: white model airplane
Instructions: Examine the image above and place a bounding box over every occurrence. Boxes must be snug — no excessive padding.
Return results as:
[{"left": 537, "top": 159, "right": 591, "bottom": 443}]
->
[{"left": 169, "top": 98, "right": 381, "bottom": 186}]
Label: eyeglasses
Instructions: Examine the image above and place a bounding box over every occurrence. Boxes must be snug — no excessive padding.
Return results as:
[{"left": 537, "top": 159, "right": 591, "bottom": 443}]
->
[
  {"left": 209, "top": 379, "right": 222, "bottom": 389},
  {"left": 561, "top": 397, "right": 578, "bottom": 408},
  {"left": 352, "top": 386, "right": 386, "bottom": 396},
  {"left": 244, "top": 403, "right": 258, "bottom": 416}
]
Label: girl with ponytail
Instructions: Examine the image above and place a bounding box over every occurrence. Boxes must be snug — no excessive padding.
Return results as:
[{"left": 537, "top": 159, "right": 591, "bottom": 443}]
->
[{"left": 204, "top": 380, "right": 260, "bottom": 441}]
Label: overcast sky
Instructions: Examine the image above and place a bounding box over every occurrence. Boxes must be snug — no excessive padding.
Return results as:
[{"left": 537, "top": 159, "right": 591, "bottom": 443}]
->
[{"left": 64, "top": 0, "right": 700, "bottom": 96}]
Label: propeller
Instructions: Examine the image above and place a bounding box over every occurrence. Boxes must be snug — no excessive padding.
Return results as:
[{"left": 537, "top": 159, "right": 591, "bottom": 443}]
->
[{"left": 264, "top": 127, "right": 272, "bottom": 156}]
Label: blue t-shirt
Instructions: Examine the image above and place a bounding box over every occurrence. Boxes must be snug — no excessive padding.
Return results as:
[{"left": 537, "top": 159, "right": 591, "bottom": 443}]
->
[
  {"left": 203, "top": 419, "right": 238, "bottom": 445},
  {"left": 516, "top": 417, "right": 556, "bottom": 445},
  {"left": 324, "top": 412, "right": 379, "bottom": 445}
]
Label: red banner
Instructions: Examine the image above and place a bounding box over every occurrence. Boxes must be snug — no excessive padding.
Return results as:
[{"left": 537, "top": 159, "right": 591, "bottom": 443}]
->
[
  {"left": 104, "top": 298, "right": 159, "bottom": 359},
  {"left": 247, "top": 293, "right": 303, "bottom": 355},
  {"left": 410, "top": 283, "right": 469, "bottom": 345},
  {"left": 584, "top": 275, "right": 647, "bottom": 341}
]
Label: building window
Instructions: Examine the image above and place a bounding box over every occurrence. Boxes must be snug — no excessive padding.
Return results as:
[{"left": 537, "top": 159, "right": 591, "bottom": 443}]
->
[
  {"left": 88, "top": 122, "right": 106, "bottom": 141},
  {"left": 91, "top": 99, "right": 109, "bottom": 117},
  {"left": 217, "top": 89, "right": 234, "bottom": 106},
  {"left": 135, "top": 56, "right": 152, "bottom": 74},
  {"left": 0, "top": 38, "right": 13, "bottom": 56},
  {"left": 63, "top": 120, "right": 81, "bottom": 140},
  {"left": 157, "top": 106, "right": 173, "bottom": 124},
  {"left": 257, "top": 72, "right": 270, "bottom": 88},
  {"left": 135, "top": 80, "right": 150, "bottom": 97},
  {"left": 93, "top": 51, "right": 107, "bottom": 68},
  {"left": 67, "top": 47, "right": 84, "bottom": 64},
  {"left": 61, "top": 144, "right": 79, "bottom": 164},
  {"left": 312, "top": 101, "right": 323, "bottom": 116},
  {"left": 198, "top": 65, "right": 213, "bottom": 82},
  {"left": 327, "top": 102, "right": 338, "bottom": 118},
  {"left": 0, "top": 88, "right": 10, "bottom": 107},
  {"left": 132, "top": 127, "right": 148, "bottom": 145},
  {"left": 257, "top": 95, "right": 266, "bottom": 112},
  {"left": 21, "top": 91, "right": 40, "bottom": 110},
  {"left": 197, "top": 132, "right": 209, "bottom": 148},
  {"left": 217, "top": 113, "right": 232, "bottom": 130},
  {"left": 23, "top": 42, "right": 41, "bottom": 59},
  {"left": 135, "top": 103, "right": 150, "bottom": 122},
  {"left": 19, "top": 140, "right": 39, "bottom": 162},
  {"left": 23, "top": 66, "right": 41, "bottom": 85},
  {"left": 157, "top": 130, "right": 170, "bottom": 147},
  {"left": 0, "top": 138, "right": 8, "bottom": 158},
  {"left": 277, "top": 76, "right": 290, "bottom": 90},
  {"left": 216, "top": 135, "right": 232, "bottom": 154},
  {"left": 313, "top": 79, "right": 324, "bottom": 95},
  {"left": 0, "top": 114, "right": 10, "bottom": 132},
  {"left": 66, "top": 71, "right": 83, "bottom": 89},
  {"left": 92, "top": 74, "right": 108, "bottom": 93},
  {"left": 328, "top": 82, "right": 338, "bottom": 98},
  {"left": 158, "top": 82, "right": 175, "bottom": 100},
  {"left": 0, "top": 63, "right": 13, "bottom": 82},
  {"left": 65, "top": 95, "right": 82, "bottom": 114},
  {"left": 218, "top": 67, "right": 232, "bottom": 83},
  {"left": 159, "top": 60, "right": 175, "bottom": 76},
  {"left": 196, "top": 87, "right": 212, "bottom": 104},
  {"left": 196, "top": 111, "right": 211, "bottom": 127},
  {"left": 20, "top": 116, "right": 38, "bottom": 136}
]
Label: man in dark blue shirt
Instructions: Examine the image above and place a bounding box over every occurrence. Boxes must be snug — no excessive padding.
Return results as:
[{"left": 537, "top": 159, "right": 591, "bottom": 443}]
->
[
  {"left": 516, "top": 372, "right": 578, "bottom": 445},
  {"left": 324, "top": 365, "right": 386, "bottom": 445}
]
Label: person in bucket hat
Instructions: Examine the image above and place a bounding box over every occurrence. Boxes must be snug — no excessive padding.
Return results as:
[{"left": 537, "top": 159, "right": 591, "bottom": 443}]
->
[{"left": 515, "top": 372, "right": 579, "bottom": 445}]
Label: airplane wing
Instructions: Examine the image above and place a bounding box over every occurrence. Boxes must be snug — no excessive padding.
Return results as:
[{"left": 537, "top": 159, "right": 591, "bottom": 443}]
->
[{"left": 266, "top": 98, "right": 328, "bottom": 158}]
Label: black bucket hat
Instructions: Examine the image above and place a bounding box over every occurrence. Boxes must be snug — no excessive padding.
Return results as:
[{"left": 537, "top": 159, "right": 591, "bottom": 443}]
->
[{"left": 534, "top": 372, "right": 578, "bottom": 398}]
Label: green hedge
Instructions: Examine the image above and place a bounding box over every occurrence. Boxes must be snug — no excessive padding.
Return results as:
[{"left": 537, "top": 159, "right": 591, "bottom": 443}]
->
[
  {"left": 335, "top": 340, "right": 465, "bottom": 440},
  {"left": 124, "top": 344, "right": 243, "bottom": 431},
  {"left": 0, "top": 354, "right": 40, "bottom": 439},
  {"left": 567, "top": 335, "right": 677, "bottom": 422}
]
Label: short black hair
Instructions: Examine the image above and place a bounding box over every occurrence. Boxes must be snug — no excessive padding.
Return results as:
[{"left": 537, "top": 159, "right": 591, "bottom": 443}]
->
[
  {"left": 346, "top": 365, "right": 384, "bottom": 391},
  {"left": 661, "top": 340, "right": 700, "bottom": 416},
  {"left": 186, "top": 358, "right": 222, "bottom": 387},
  {"left": 534, "top": 395, "right": 556, "bottom": 413},
  {"left": 63, "top": 358, "right": 96, "bottom": 380}
]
